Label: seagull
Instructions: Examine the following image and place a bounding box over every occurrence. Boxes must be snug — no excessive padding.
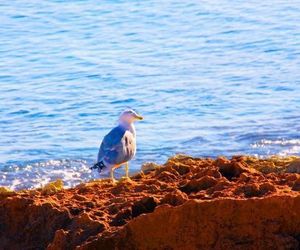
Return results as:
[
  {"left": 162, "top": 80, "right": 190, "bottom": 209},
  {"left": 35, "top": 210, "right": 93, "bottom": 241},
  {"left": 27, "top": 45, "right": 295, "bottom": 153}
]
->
[{"left": 91, "top": 109, "right": 143, "bottom": 183}]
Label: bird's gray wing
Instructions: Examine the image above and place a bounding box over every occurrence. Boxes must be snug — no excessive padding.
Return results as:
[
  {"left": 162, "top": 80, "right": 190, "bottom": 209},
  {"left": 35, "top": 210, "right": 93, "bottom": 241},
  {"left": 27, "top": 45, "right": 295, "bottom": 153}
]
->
[
  {"left": 97, "top": 126, "right": 127, "bottom": 165},
  {"left": 119, "top": 130, "right": 136, "bottom": 163}
]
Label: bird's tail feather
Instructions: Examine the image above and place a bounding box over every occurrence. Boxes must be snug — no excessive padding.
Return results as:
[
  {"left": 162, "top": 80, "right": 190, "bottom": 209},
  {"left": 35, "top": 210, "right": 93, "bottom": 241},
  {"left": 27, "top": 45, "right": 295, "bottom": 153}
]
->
[{"left": 90, "top": 161, "right": 106, "bottom": 173}]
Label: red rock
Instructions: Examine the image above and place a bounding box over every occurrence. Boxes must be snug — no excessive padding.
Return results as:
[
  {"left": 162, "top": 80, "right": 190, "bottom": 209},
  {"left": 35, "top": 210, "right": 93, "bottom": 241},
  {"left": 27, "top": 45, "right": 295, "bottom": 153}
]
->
[
  {"left": 156, "top": 171, "right": 178, "bottom": 182},
  {"left": 1, "top": 155, "right": 300, "bottom": 249},
  {"left": 160, "top": 190, "right": 188, "bottom": 206},
  {"left": 73, "top": 194, "right": 87, "bottom": 201},
  {"left": 47, "top": 229, "right": 68, "bottom": 250},
  {"left": 193, "top": 168, "right": 222, "bottom": 179},
  {"left": 180, "top": 176, "right": 218, "bottom": 194},
  {"left": 287, "top": 160, "right": 300, "bottom": 173},
  {"left": 131, "top": 196, "right": 158, "bottom": 218},
  {"left": 292, "top": 178, "right": 300, "bottom": 191},
  {"left": 259, "top": 182, "right": 277, "bottom": 195},
  {"left": 93, "top": 197, "right": 300, "bottom": 250},
  {"left": 243, "top": 183, "right": 261, "bottom": 197}
]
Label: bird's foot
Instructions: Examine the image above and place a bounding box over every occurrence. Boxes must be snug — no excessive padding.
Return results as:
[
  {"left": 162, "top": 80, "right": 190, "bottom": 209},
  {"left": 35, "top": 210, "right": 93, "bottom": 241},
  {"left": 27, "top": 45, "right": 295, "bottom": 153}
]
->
[
  {"left": 111, "top": 178, "right": 118, "bottom": 185},
  {"left": 120, "top": 176, "right": 132, "bottom": 183}
]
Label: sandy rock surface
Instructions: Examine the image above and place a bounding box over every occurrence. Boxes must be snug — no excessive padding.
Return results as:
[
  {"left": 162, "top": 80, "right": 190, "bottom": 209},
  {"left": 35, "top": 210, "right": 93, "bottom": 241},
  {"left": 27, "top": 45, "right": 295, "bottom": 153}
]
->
[{"left": 1, "top": 155, "right": 300, "bottom": 250}]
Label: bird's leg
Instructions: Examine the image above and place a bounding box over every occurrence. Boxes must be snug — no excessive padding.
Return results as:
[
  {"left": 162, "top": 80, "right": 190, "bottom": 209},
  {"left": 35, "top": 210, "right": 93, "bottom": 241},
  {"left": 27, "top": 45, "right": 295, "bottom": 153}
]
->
[
  {"left": 110, "top": 166, "right": 117, "bottom": 184},
  {"left": 125, "top": 162, "right": 131, "bottom": 180}
]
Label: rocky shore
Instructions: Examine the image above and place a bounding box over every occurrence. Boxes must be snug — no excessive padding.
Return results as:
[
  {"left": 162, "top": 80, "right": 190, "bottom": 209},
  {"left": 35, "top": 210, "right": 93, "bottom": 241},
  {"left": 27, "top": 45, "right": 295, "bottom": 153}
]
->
[{"left": 1, "top": 155, "right": 300, "bottom": 249}]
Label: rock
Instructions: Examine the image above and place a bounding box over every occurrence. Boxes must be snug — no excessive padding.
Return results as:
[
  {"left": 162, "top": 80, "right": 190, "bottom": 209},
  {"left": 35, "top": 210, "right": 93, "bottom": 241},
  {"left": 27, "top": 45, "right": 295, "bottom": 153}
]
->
[
  {"left": 132, "top": 196, "right": 158, "bottom": 218},
  {"left": 215, "top": 156, "right": 231, "bottom": 167},
  {"left": 193, "top": 168, "right": 222, "bottom": 179},
  {"left": 287, "top": 160, "right": 300, "bottom": 173},
  {"left": 155, "top": 164, "right": 180, "bottom": 177},
  {"left": 179, "top": 176, "right": 218, "bottom": 194},
  {"left": 47, "top": 229, "right": 68, "bottom": 250},
  {"left": 97, "top": 197, "right": 300, "bottom": 250},
  {"left": 156, "top": 171, "right": 178, "bottom": 182},
  {"left": 141, "top": 162, "right": 161, "bottom": 173},
  {"left": 239, "top": 172, "right": 251, "bottom": 182},
  {"left": 212, "top": 178, "right": 231, "bottom": 192},
  {"left": 69, "top": 206, "right": 82, "bottom": 216},
  {"left": 292, "top": 178, "right": 300, "bottom": 191},
  {"left": 216, "top": 158, "right": 258, "bottom": 180},
  {"left": 0, "top": 186, "right": 16, "bottom": 197},
  {"left": 77, "top": 183, "right": 95, "bottom": 194},
  {"left": 73, "top": 194, "right": 87, "bottom": 201},
  {"left": 29, "top": 189, "right": 40, "bottom": 196},
  {"left": 170, "top": 162, "right": 190, "bottom": 175},
  {"left": 235, "top": 183, "right": 260, "bottom": 198},
  {"left": 243, "top": 183, "right": 261, "bottom": 197},
  {"left": 83, "top": 201, "right": 95, "bottom": 208},
  {"left": 259, "top": 182, "right": 277, "bottom": 195},
  {"left": 111, "top": 208, "right": 132, "bottom": 226},
  {"left": 161, "top": 190, "right": 188, "bottom": 206},
  {"left": 2, "top": 155, "right": 300, "bottom": 249},
  {"left": 41, "top": 179, "right": 64, "bottom": 195},
  {"left": 0, "top": 196, "right": 71, "bottom": 250}
]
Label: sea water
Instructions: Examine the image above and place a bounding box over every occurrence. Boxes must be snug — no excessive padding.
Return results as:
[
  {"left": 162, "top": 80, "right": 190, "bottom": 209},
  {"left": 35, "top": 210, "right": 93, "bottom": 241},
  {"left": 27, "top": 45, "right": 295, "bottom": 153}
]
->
[{"left": 1, "top": 0, "right": 300, "bottom": 189}]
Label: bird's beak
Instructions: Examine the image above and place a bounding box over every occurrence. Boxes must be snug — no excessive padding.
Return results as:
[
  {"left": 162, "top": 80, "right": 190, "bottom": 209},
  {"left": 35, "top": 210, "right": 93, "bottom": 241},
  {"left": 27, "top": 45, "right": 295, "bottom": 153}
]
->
[{"left": 135, "top": 114, "right": 144, "bottom": 120}]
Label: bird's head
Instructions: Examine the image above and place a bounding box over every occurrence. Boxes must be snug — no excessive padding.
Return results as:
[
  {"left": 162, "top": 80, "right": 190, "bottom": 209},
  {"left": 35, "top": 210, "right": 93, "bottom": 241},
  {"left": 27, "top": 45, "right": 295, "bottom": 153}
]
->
[{"left": 119, "top": 109, "right": 143, "bottom": 124}]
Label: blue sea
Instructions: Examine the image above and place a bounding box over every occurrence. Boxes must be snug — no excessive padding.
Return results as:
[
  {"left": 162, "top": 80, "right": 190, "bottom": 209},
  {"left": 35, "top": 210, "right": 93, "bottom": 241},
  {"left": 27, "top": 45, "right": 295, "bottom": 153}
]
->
[{"left": 1, "top": 1, "right": 300, "bottom": 190}]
